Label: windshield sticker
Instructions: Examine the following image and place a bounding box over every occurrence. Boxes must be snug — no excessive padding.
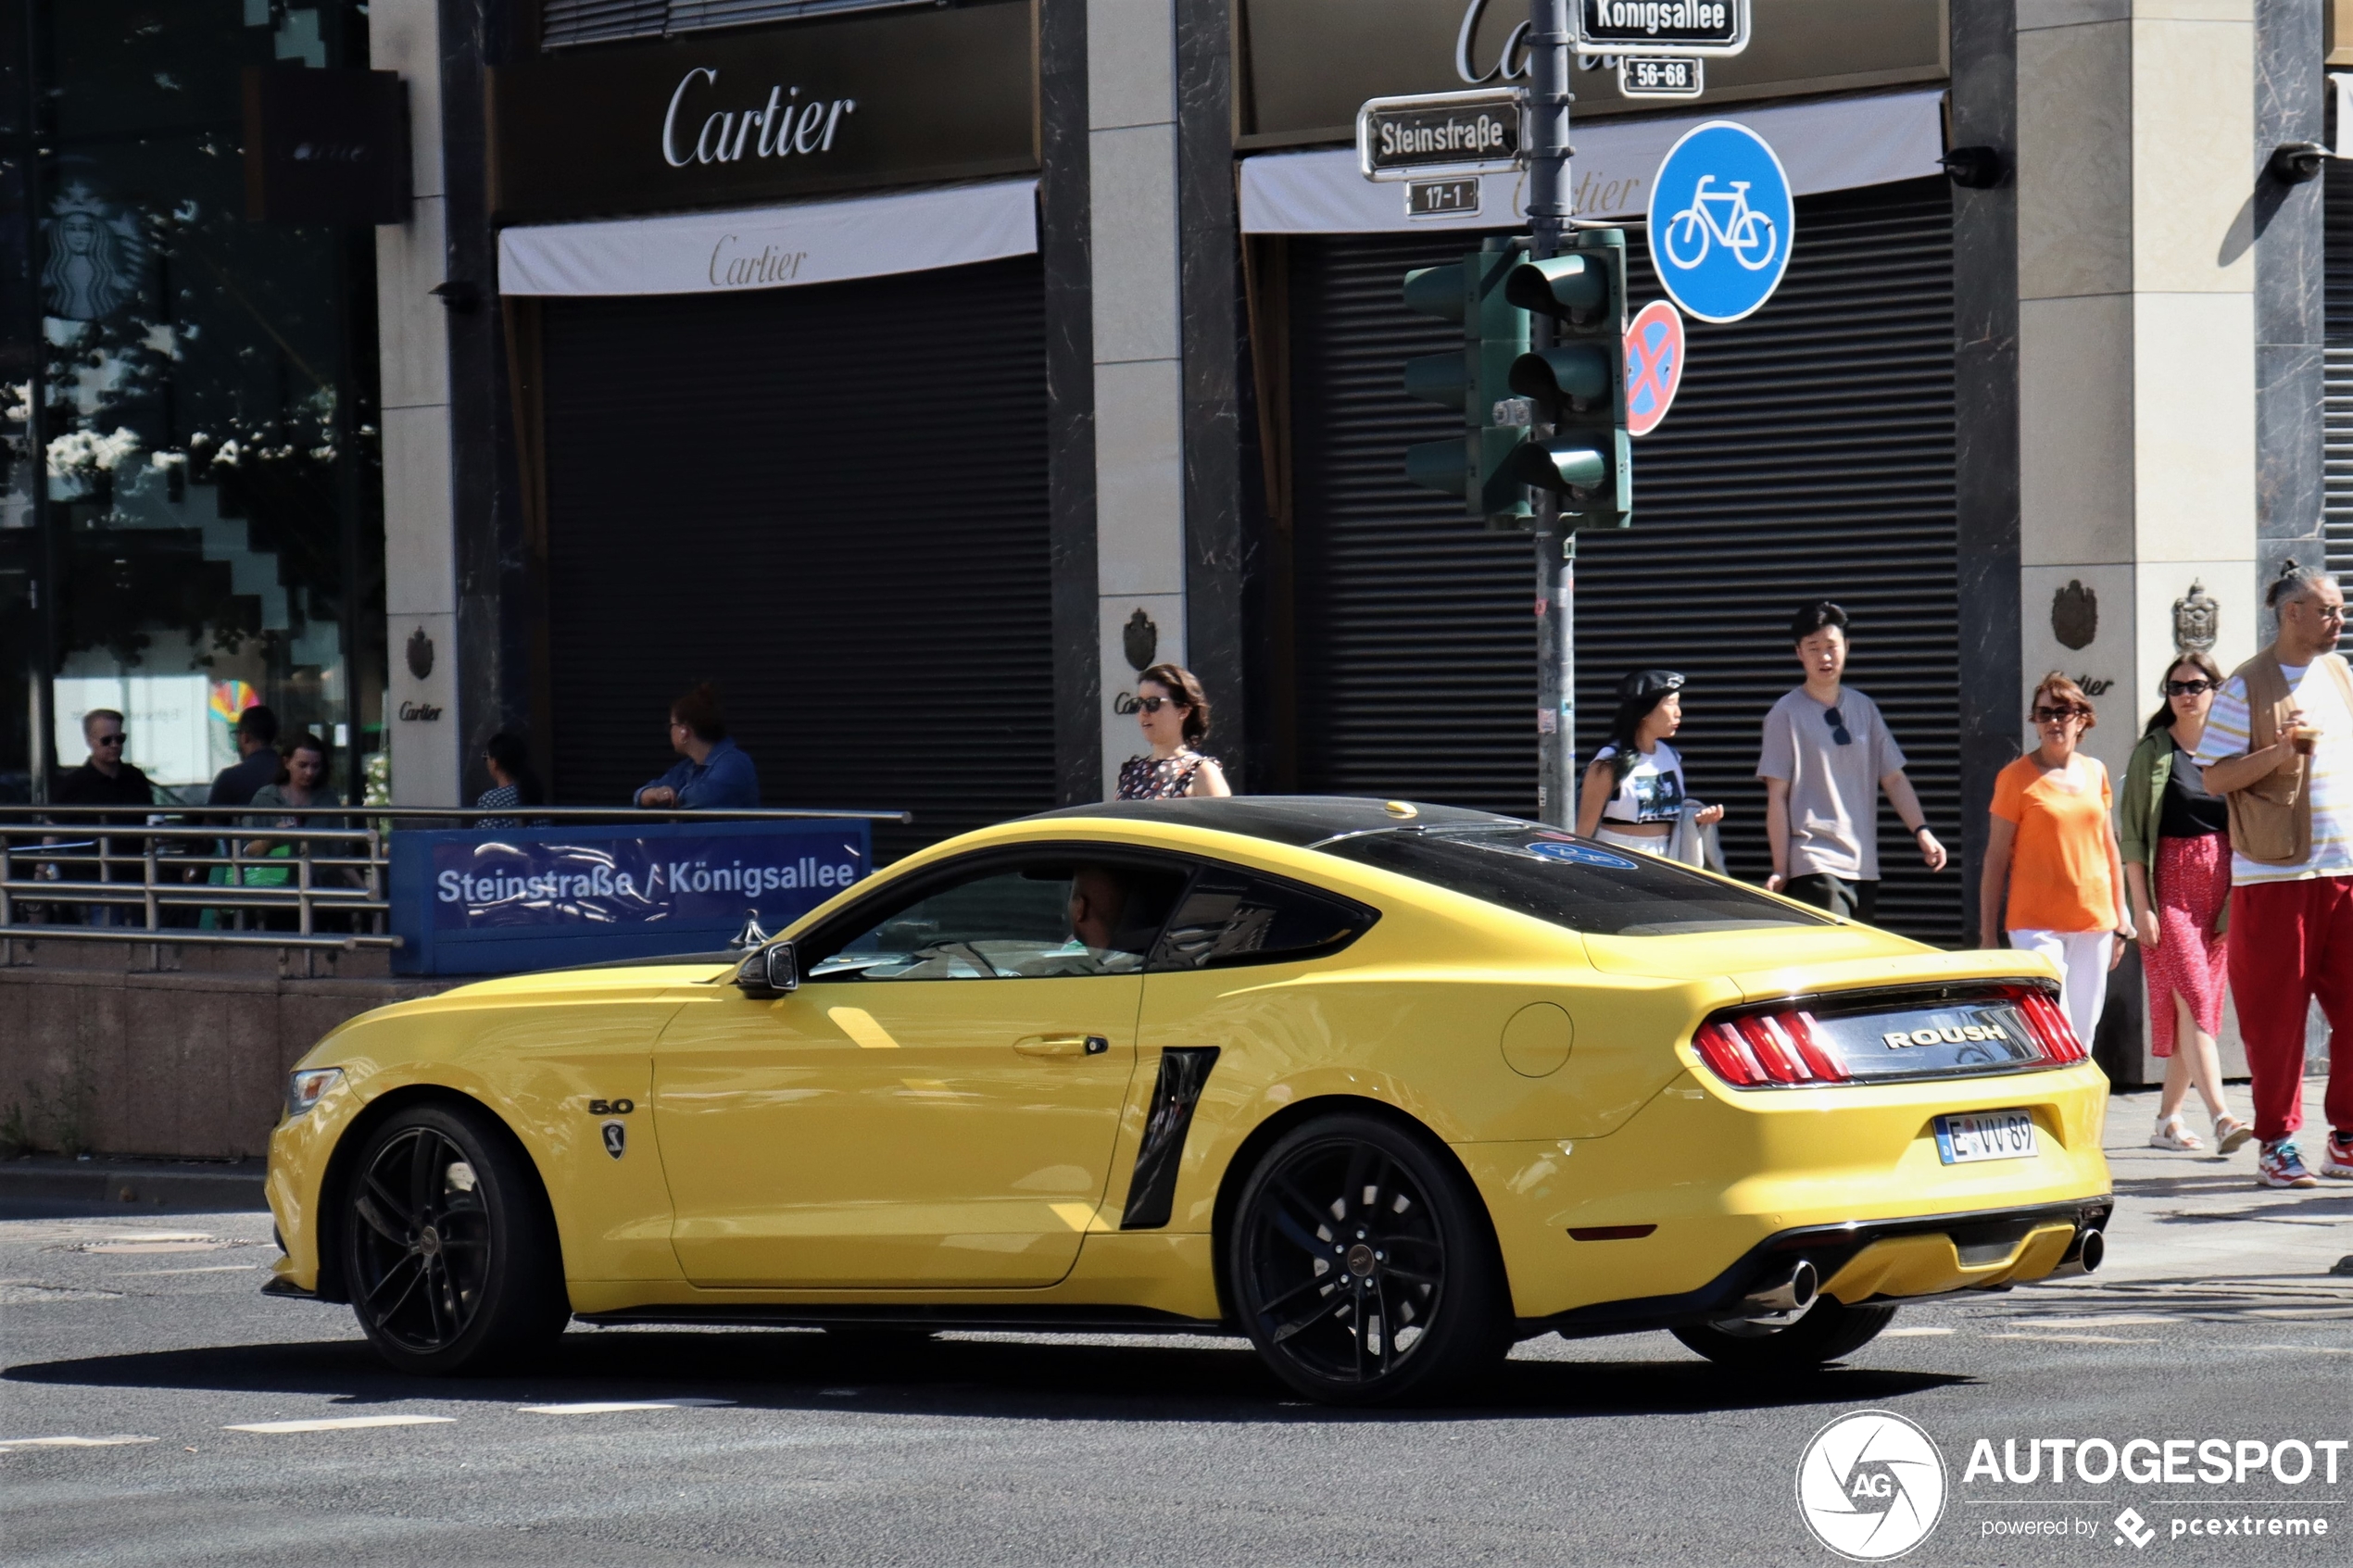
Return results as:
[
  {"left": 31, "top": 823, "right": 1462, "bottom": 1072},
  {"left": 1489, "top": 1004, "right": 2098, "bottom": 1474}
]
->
[{"left": 1524, "top": 841, "right": 1639, "bottom": 871}]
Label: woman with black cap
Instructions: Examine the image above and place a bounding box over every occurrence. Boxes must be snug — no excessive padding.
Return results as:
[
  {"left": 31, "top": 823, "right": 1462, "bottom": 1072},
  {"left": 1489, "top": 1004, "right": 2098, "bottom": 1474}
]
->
[{"left": 1577, "top": 669, "right": 1724, "bottom": 856}]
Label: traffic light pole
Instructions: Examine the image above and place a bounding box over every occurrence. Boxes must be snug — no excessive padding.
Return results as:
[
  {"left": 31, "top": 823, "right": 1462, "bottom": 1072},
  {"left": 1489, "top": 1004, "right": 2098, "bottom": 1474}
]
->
[{"left": 1526, "top": 0, "right": 1575, "bottom": 827}]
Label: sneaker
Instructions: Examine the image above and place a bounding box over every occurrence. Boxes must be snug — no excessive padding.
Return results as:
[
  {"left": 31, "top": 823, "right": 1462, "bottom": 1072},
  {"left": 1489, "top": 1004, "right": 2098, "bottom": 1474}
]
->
[
  {"left": 2257, "top": 1140, "right": 2320, "bottom": 1189},
  {"left": 2210, "top": 1116, "right": 2254, "bottom": 1156},
  {"left": 2321, "top": 1134, "right": 2353, "bottom": 1181},
  {"left": 2150, "top": 1116, "right": 2205, "bottom": 1151}
]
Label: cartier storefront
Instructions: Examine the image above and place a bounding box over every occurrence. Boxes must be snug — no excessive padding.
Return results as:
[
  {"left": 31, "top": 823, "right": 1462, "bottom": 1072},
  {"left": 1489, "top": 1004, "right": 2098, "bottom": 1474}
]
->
[{"left": 484, "top": 0, "right": 1050, "bottom": 857}]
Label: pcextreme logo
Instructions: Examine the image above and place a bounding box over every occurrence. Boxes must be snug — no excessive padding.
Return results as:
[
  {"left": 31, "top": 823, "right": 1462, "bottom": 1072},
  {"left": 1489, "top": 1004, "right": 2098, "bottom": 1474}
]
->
[{"left": 1797, "top": 1410, "right": 1948, "bottom": 1561}]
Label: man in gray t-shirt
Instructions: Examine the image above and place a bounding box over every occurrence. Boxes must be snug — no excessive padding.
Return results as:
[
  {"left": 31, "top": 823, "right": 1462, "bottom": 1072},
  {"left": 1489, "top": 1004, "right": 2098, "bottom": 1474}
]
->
[{"left": 1755, "top": 602, "right": 1947, "bottom": 922}]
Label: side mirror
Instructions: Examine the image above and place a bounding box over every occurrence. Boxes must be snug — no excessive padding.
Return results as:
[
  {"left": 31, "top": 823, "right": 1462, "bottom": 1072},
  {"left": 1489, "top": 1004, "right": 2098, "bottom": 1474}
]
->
[{"left": 736, "top": 940, "right": 799, "bottom": 998}]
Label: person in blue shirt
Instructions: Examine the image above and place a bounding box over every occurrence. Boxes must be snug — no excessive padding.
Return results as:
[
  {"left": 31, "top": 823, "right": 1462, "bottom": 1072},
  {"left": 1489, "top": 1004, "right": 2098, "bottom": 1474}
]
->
[{"left": 635, "top": 683, "right": 761, "bottom": 809}]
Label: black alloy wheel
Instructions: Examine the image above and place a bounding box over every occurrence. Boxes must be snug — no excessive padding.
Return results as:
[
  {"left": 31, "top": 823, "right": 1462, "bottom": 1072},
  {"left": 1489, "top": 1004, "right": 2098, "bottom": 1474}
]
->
[
  {"left": 342, "top": 1103, "right": 566, "bottom": 1375},
  {"left": 1231, "top": 1113, "right": 1508, "bottom": 1405},
  {"left": 1669, "top": 1298, "right": 1898, "bottom": 1372}
]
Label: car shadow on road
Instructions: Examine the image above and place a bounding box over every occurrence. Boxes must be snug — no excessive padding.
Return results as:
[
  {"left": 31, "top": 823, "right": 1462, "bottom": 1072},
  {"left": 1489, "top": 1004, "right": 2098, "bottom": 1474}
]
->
[{"left": 3, "top": 1328, "right": 1969, "bottom": 1423}]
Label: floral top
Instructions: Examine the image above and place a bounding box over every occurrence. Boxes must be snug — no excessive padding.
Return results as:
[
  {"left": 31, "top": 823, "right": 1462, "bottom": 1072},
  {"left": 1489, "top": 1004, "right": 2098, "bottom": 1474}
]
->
[
  {"left": 1118, "top": 752, "right": 1205, "bottom": 800},
  {"left": 474, "top": 783, "right": 522, "bottom": 830}
]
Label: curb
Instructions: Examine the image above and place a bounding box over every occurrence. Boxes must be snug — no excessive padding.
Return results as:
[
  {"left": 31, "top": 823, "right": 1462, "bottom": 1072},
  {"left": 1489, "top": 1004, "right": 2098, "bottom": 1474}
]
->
[{"left": 0, "top": 1157, "right": 268, "bottom": 1214}]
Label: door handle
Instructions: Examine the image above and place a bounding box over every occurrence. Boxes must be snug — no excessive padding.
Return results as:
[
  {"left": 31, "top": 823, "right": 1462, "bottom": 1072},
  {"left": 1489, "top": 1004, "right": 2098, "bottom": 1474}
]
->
[{"left": 1014, "top": 1034, "right": 1111, "bottom": 1058}]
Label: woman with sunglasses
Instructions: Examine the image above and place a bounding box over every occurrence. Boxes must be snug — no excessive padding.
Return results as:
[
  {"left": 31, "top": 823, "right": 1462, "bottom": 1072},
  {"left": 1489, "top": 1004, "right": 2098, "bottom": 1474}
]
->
[
  {"left": 1116, "top": 663, "right": 1230, "bottom": 799},
  {"left": 2120, "top": 652, "right": 2250, "bottom": 1154},
  {"left": 1981, "top": 674, "right": 2136, "bottom": 1049}
]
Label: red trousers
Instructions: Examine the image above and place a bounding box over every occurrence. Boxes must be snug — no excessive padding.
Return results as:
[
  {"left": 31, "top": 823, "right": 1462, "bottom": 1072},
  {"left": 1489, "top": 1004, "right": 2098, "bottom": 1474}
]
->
[{"left": 2226, "top": 875, "right": 2353, "bottom": 1143}]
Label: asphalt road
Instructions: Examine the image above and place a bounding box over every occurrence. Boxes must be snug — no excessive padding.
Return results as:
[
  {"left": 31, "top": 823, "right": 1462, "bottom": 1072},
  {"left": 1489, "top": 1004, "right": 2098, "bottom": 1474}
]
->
[{"left": 4, "top": 1091, "right": 2348, "bottom": 1568}]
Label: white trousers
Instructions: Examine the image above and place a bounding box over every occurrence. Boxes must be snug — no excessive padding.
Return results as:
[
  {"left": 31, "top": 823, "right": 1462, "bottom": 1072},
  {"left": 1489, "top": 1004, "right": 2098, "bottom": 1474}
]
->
[{"left": 2007, "top": 928, "right": 2114, "bottom": 1047}]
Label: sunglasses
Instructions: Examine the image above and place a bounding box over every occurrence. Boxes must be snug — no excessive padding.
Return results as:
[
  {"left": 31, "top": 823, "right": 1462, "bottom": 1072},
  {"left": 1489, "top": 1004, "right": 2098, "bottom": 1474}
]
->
[
  {"left": 1136, "top": 696, "right": 1183, "bottom": 715},
  {"left": 1822, "top": 707, "right": 1851, "bottom": 746},
  {"left": 2164, "top": 679, "right": 2213, "bottom": 696},
  {"left": 91, "top": 733, "right": 126, "bottom": 746},
  {"left": 2033, "top": 705, "right": 2088, "bottom": 723}
]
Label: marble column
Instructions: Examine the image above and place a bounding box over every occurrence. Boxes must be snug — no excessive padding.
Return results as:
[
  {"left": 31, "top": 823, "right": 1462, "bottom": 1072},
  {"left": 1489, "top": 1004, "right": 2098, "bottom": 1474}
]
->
[
  {"left": 1088, "top": 0, "right": 1187, "bottom": 794},
  {"left": 1042, "top": 0, "right": 1101, "bottom": 806},
  {"left": 2015, "top": 0, "right": 2261, "bottom": 801},
  {"left": 373, "top": 0, "right": 459, "bottom": 805},
  {"left": 2254, "top": 0, "right": 2327, "bottom": 594}
]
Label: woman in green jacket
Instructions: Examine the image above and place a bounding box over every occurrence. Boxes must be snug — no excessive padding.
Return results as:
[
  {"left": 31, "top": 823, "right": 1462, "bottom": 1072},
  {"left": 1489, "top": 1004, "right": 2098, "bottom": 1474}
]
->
[{"left": 2119, "top": 651, "right": 2249, "bottom": 1155}]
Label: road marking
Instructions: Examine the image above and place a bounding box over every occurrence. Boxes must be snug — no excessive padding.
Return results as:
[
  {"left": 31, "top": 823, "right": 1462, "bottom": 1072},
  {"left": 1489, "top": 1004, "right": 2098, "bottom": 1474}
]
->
[
  {"left": 1988, "top": 1332, "right": 2159, "bottom": 1345},
  {"left": 224, "top": 1415, "right": 456, "bottom": 1434},
  {"left": 120, "top": 1264, "right": 263, "bottom": 1276},
  {"left": 1881, "top": 1325, "right": 1954, "bottom": 1336},
  {"left": 0, "top": 1435, "right": 157, "bottom": 1451},
  {"left": 2250, "top": 1342, "right": 2353, "bottom": 1354},
  {"left": 2002, "top": 1315, "right": 2176, "bottom": 1328},
  {"left": 819, "top": 1388, "right": 862, "bottom": 1398},
  {"left": 79, "top": 1240, "right": 228, "bottom": 1255},
  {"left": 519, "top": 1399, "right": 736, "bottom": 1415}
]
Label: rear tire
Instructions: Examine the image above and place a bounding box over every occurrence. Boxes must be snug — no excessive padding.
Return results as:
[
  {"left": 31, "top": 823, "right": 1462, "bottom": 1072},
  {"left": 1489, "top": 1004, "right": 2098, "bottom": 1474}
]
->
[
  {"left": 1670, "top": 1298, "right": 1897, "bottom": 1372},
  {"left": 341, "top": 1101, "right": 568, "bottom": 1375},
  {"left": 1229, "top": 1112, "right": 1509, "bottom": 1406}
]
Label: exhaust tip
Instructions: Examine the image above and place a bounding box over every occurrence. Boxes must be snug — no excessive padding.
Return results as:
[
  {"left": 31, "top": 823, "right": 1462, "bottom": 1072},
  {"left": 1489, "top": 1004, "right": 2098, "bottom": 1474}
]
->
[
  {"left": 2078, "top": 1228, "right": 2104, "bottom": 1275},
  {"left": 1740, "top": 1258, "right": 1818, "bottom": 1315}
]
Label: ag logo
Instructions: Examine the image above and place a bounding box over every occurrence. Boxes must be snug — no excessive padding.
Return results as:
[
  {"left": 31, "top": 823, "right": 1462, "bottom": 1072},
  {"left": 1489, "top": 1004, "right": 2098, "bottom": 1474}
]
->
[{"left": 1796, "top": 1410, "right": 1945, "bottom": 1561}]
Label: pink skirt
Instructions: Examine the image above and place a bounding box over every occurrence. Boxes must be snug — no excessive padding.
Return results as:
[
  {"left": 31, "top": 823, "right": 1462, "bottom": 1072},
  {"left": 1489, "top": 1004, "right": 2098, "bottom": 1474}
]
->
[{"left": 2143, "top": 833, "right": 2230, "bottom": 1057}]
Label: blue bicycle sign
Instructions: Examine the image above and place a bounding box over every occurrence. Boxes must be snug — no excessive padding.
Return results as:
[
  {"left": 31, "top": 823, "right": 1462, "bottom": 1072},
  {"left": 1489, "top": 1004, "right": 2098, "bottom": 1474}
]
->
[{"left": 1644, "top": 119, "right": 1793, "bottom": 323}]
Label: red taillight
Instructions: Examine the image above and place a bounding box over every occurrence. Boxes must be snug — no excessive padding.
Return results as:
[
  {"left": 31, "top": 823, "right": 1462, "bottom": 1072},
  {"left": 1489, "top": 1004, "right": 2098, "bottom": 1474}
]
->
[
  {"left": 2016, "top": 989, "right": 2088, "bottom": 1064},
  {"left": 1692, "top": 1009, "right": 1849, "bottom": 1087},
  {"left": 1785, "top": 1010, "right": 1851, "bottom": 1081},
  {"left": 1692, "top": 1022, "right": 1766, "bottom": 1085}
]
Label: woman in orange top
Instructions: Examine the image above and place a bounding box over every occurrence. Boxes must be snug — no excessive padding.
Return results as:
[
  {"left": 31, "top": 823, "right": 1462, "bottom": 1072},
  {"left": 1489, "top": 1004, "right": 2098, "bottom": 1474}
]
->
[{"left": 1980, "top": 673, "right": 2135, "bottom": 1049}]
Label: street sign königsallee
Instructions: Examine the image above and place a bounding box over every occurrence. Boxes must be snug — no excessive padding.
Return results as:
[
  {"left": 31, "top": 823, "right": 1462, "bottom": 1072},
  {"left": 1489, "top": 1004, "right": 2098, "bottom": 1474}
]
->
[
  {"left": 1358, "top": 89, "right": 1524, "bottom": 181},
  {"left": 1576, "top": 0, "right": 1750, "bottom": 57}
]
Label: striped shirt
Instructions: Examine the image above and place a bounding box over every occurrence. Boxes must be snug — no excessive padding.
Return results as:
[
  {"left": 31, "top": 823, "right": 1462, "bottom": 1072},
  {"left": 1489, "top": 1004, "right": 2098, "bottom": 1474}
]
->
[{"left": 2191, "top": 659, "right": 2353, "bottom": 884}]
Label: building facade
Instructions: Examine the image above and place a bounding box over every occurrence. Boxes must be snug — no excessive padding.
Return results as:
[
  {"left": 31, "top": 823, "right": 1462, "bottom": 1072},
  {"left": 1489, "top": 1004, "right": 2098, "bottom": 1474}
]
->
[{"left": 6, "top": 0, "right": 2353, "bottom": 1068}]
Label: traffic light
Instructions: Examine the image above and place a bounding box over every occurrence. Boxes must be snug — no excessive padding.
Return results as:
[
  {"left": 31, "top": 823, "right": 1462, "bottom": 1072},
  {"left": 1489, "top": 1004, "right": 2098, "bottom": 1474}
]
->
[
  {"left": 1504, "top": 227, "right": 1631, "bottom": 526},
  {"left": 1400, "top": 242, "right": 1533, "bottom": 528}
]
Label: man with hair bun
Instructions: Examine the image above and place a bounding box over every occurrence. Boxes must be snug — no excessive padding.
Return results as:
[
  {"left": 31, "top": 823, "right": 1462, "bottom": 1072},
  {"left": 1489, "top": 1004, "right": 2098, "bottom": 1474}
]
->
[
  {"left": 635, "top": 682, "right": 761, "bottom": 809},
  {"left": 2193, "top": 563, "right": 2353, "bottom": 1189}
]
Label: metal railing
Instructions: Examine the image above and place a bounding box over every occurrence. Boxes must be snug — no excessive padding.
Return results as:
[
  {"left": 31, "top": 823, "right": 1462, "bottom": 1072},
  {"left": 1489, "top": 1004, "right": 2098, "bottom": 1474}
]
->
[{"left": 0, "top": 805, "right": 912, "bottom": 970}]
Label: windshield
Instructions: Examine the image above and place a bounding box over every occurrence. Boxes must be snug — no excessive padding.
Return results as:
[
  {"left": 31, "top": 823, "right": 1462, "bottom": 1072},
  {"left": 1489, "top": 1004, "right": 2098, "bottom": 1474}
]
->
[{"left": 1315, "top": 827, "right": 1830, "bottom": 937}]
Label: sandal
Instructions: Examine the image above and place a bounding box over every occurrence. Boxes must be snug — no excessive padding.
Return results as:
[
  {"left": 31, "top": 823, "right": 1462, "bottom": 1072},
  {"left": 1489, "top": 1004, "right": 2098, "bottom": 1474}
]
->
[
  {"left": 2210, "top": 1115, "right": 2254, "bottom": 1156},
  {"left": 2150, "top": 1115, "right": 2205, "bottom": 1151}
]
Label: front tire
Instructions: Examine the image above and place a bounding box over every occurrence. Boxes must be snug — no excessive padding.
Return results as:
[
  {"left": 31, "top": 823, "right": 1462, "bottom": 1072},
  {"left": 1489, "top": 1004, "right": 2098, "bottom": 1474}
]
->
[
  {"left": 341, "top": 1102, "right": 568, "bottom": 1375},
  {"left": 1229, "top": 1113, "right": 1508, "bottom": 1406},
  {"left": 1670, "top": 1298, "right": 1897, "bottom": 1372}
]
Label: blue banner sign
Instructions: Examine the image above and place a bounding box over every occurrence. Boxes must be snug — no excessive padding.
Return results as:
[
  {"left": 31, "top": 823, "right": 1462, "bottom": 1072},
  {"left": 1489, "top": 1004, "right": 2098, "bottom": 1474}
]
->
[{"left": 392, "top": 819, "right": 871, "bottom": 975}]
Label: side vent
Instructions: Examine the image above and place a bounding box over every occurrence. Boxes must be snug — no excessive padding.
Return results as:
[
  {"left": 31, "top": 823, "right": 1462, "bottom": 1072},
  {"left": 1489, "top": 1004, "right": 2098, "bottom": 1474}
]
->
[{"left": 1119, "top": 1048, "right": 1221, "bottom": 1230}]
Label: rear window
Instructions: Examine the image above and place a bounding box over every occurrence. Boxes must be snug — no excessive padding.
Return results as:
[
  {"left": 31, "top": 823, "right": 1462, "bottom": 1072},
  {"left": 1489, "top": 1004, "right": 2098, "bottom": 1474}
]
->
[{"left": 1315, "top": 828, "right": 1829, "bottom": 937}]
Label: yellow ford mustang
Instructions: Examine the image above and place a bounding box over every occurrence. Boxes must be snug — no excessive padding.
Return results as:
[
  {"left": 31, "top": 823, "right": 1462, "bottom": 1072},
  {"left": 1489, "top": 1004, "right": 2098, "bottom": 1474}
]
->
[{"left": 266, "top": 797, "right": 2111, "bottom": 1404}]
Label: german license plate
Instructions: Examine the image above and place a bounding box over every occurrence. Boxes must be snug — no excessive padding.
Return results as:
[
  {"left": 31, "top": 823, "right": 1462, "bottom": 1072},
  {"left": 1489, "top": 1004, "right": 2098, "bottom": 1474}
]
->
[{"left": 1934, "top": 1110, "right": 2038, "bottom": 1165}]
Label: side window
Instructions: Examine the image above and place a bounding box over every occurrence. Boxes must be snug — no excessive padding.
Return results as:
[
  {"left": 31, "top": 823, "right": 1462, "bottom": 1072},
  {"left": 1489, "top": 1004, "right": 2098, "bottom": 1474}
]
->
[
  {"left": 803, "top": 858, "right": 1189, "bottom": 982},
  {"left": 1148, "top": 868, "right": 1378, "bottom": 972}
]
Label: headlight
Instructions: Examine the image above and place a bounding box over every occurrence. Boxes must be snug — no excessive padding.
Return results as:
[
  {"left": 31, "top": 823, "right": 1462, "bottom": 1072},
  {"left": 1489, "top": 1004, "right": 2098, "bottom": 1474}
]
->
[{"left": 285, "top": 1068, "right": 345, "bottom": 1120}]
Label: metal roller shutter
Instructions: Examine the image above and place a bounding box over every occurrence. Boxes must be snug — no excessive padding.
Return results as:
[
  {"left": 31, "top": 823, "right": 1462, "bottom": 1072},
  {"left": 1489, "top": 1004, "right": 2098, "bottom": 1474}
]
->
[
  {"left": 541, "top": 256, "right": 1052, "bottom": 862},
  {"left": 2327, "top": 165, "right": 2353, "bottom": 583},
  {"left": 1290, "top": 179, "right": 1961, "bottom": 944}
]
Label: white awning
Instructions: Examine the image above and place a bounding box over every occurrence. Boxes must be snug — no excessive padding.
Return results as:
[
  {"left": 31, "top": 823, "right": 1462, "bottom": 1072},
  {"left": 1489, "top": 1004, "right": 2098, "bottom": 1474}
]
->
[
  {"left": 1239, "top": 90, "right": 1943, "bottom": 235},
  {"left": 497, "top": 178, "right": 1038, "bottom": 297}
]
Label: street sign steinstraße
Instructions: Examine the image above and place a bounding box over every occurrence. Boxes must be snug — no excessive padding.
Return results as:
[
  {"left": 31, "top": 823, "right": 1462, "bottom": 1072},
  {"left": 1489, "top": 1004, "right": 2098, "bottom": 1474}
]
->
[
  {"left": 1576, "top": 0, "right": 1749, "bottom": 57},
  {"left": 1358, "top": 88, "right": 1523, "bottom": 182}
]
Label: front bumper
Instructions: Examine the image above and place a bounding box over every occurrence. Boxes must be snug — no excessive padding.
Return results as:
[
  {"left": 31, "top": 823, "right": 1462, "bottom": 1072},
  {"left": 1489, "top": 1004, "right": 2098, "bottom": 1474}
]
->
[{"left": 1523, "top": 1197, "right": 2113, "bottom": 1338}]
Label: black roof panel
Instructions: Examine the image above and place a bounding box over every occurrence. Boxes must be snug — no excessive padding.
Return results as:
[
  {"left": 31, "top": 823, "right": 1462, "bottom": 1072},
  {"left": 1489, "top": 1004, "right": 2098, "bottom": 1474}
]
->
[{"left": 1025, "top": 796, "right": 1525, "bottom": 847}]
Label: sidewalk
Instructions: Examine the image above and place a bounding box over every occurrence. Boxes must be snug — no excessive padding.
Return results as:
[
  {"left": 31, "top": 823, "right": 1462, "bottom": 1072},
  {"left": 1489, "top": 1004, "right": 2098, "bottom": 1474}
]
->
[
  {"left": 0, "top": 1155, "right": 266, "bottom": 1219},
  {"left": 2060, "top": 1082, "right": 2351, "bottom": 1286}
]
